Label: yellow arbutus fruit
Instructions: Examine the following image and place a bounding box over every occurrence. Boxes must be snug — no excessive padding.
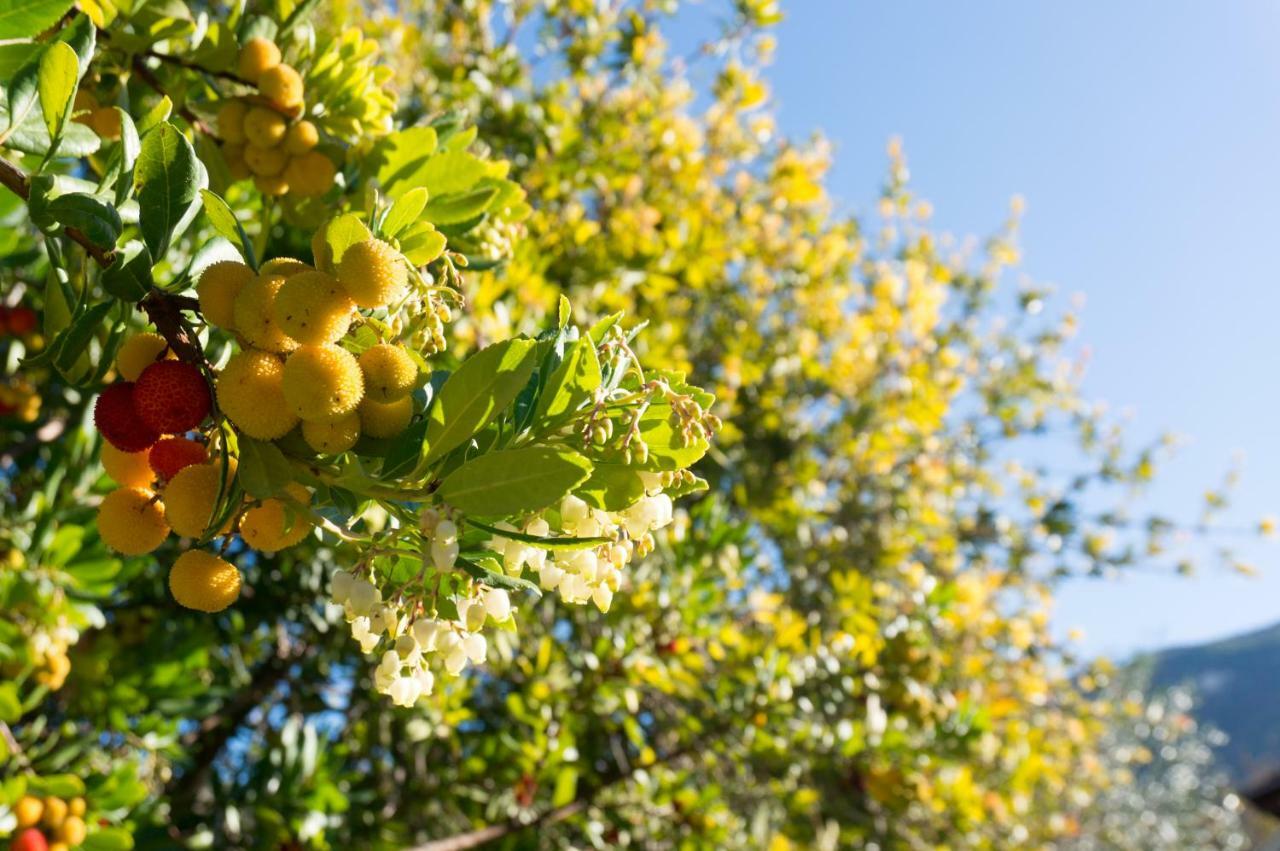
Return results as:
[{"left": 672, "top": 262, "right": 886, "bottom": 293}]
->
[
  {"left": 59, "top": 815, "right": 87, "bottom": 845},
  {"left": 216, "top": 350, "right": 299, "bottom": 440},
  {"left": 275, "top": 271, "right": 354, "bottom": 345},
  {"left": 336, "top": 238, "right": 408, "bottom": 308},
  {"left": 197, "top": 260, "right": 255, "bottom": 331},
  {"left": 259, "top": 63, "right": 305, "bottom": 111},
  {"left": 116, "top": 331, "right": 172, "bottom": 381},
  {"left": 302, "top": 412, "right": 361, "bottom": 454},
  {"left": 237, "top": 37, "right": 281, "bottom": 84},
  {"left": 359, "top": 395, "right": 413, "bottom": 439},
  {"left": 282, "top": 343, "right": 364, "bottom": 423},
  {"left": 101, "top": 442, "right": 154, "bottom": 488},
  {"left": 97, "top": 487, "right": 169, "bottom": 555},
  {"left": 254, "top": 174, "right": 290, "bottom": 197},
  {"left": 217, "top": 100, "right": 248, "bottom": 143},
  {"left": 284, "top": 151, "right": 337, "bottom": 198},
  {"left": 42, "top": 796, "right": 68, "bottom": 827},
  {"left": 163, "top": 463, "right": 233, "bottom": 539},
  {"left": 13, "top": 795, "right": 43, "bottom": 828},
  {"left": 284, "top": 119, "right": 319, "bottom": 155},
  {"left": 245, "top": 144, "right": 287, "bottom": 177},
  {"left": 169, "top": 550, "right": 241, "bottom": 613},
  {"left": 234, "top": 274, "right": 298, "bottom": 353},
  {"left": 243, "top": 106, "right": 287, "bottom": 148},
  {"left": 240, "top": 483, "right": 313, "bottom": 553},
  {"left": 359, "top": 343, "right": 417, "bottom": 402},
  {"left": 260, "top": 257, "right": 313, "bottom": 277}
]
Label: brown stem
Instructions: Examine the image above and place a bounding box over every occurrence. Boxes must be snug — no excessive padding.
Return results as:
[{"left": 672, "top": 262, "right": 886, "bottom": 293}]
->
[
  {"left": 142, "top": 49, "right": 250, "bottom": 85},
  {"left": 0, "top": 156, "right": 116, "bottom": 267},
  {"left": 139, "top": 290, "right": 206, "bottom": 366}
]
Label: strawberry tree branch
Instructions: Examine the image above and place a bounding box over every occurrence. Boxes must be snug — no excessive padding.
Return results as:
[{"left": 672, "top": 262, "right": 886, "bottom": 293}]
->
[{"left": 0, "top": 156, "right": 116, "bottom": 267}]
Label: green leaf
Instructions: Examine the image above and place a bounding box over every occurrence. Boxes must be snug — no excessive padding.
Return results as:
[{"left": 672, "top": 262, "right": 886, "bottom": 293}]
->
[
  {"left": 381, "top": 417, "right": 430, "bottom": 479},
  {"left": 237, "top": 437, "right": 295, "bottom": 498},
  {"left": 135, "top": 95, "right": 171, "bottom": 133},
  {"left": 369, "top": 126, "right": 438, "bottom": 190},
  {"left": 200, "top": 188, "right": 256, "bottom": 268},
  {"left": 53, "top": 300, "right": 113, "bottom": 378},
  {"left": 423, "top": 185, "right": 500, "bottom": 225},
  {"left": 113, "top": 107, "right": 140, "bottom": 207},
  {"left": 4, "top": 47, "right": 41, "bottom": 139},
  {"left": 46, "top": 191, "right": 121, "bottom": 248},
  {"left": 320, "top": 212, "right": 372, "bottom": 268},
  {"left": 552, "top": 766, "right": 578, "bottom": 808},
  {"left": 0, "top": 682, "right": 19, "bottom": 722},
  {"left": 457, "top": 556, "right": 541, "bottom": 597},
  {"left": 0, "top": 0, "right": 75, "bottom": 39},
  {"left": 101, "top": 241, "right": 152, "bottom": 301},
  {"left": 81, "top": 829, "right": 135, "bottom": 851},
  {"left": 534, "top": 336, "right": 601, "bottom": 424},
  {"left": 37, "top": 40, "right": 78, "bottom": 143},
  {"left": 27, "top": 773, "right": 84, "bottom": 798},
  {"left": 382, "top": 186, "right": 429, "bottom": 238},
  {"left": 635, "top": 400, "right": 709, "bottom": 471},
  {"left": 423, "top": 338, "right": 539, "bottom": 465},
  {"left": 397, "top": 220, "right": 447, "bottom": 266},
  {"left": 578, "top": 463, "right": 646, "bottom": 512},
  {"left": 55, "top": 12, "right": 95, "bottom": 78},
  {"left": 0, "top": 98, "right": 98, "bottom": 156},
  {"left": 0, "top": 42, "right": 38, "bottom": 79},
  {"left": 437, "top": 446, "right": 593, "bottom": 517},
  {"left": 467, "top": 518, "right": 610, "bottom": 552},
  {"left": 134, "top": 121, "right": 204, "bottom": 259}
]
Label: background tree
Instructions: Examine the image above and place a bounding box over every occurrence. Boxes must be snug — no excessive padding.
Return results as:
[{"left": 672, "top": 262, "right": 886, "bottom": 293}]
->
[{"left": 0, "top": 1, "right": 1257, "bottom": 849}]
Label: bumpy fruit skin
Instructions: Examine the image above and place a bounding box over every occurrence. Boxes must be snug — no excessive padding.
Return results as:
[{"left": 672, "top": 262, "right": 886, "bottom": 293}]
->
[
  {"left": 259, "top": 63, "right": 304, "bottom": 110},
  {"left": 133, "top": 361, "right": 212, "bottom": 434},
  {"left": 260, "top": 257, "right": 312, "bottom": 277},
  {"left": 94, "top": 383, "right": 160, "bottom": 452},
  {"left": 217, "top": 100, "right": 248, "bottom": 143},
  {"left": 163, "top": 463, "right": 227, "bottom": 538},
  {"left": 116, "top": 332, "right": 170, "bottom": 381},
  {"left": 234, "top": 274, "right": 298, "bottom": 353},
  {"left": 282, "top": 344, "right": 364, "bottom": 423},
  {"left": 245, "top": 144, "right": 287, "bottom": 177},
  {"left": 10, "top": 828, "right": 47, "bottom": 851},
  {"left": 149, "top": 437, "right": 208, "bottom": 480},
  {"left": 275, "top": 271, "right": 353, "bottom": 345},
  {"left": 359, "top": 395, "right": 414, "bottom": 439},
  {"left": 336, "top": 238, "right": 408, "bottom": 308},
  {"left": 97, "top": 487, "right": 169, "bottom": 555},
  {"left": 216, "top": 350, "right": 299, "bottom": 439},
  {"left": 197, "top": 260, "right": 254, "bottom": 330},
  {"left": 240, "top": 483, "right": 313, "bottom": 552},
  {"left": 41, "top": 797, "right": 67, "bottom": 828},
  {"left": 101, "top": 442, "right": 154, "bottom": 488},
  {"left": 301, "top": 412, "right": 360, "bottom": 454},
  {"left": 169, "top": 550, "right": 241, "bottom": 612},
  {"left": 253, "top": 174, "right": 289, "bottom": 197},
  {"left": 284, "top": 152, "right": 337, "bottom": 198},
  {"left": 67, "top": 799, "right": 85, "bottom": 818},
  {"left": 13, "top": 795, "right": 43, "bottom": 828},
  {"left": 359, "top": 343, "right": 418, "bottom": 402},
  {"left": 243, "top": 106, "right": 286, "bottom": 148},
  {"left": 237, "top": 37, "right": 281, "bottom": 83},
  {"left": 284, "top": 120, "right": 318, "bottom": 155}
]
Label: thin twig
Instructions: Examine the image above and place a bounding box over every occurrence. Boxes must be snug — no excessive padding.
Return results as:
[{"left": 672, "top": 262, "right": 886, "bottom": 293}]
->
[{"left": 0, "top": 157, "right": 116, "bottom": 267}]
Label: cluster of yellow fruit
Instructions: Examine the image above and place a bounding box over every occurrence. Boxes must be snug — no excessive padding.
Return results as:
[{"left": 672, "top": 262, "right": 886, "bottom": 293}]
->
[
  {"left": 95, "top": 328, "right": 317, "bottom": 612},
  {"left": 217, "top": 37, "right": 336, "bottom": 198},
  {"left": 8, "top": 794, "right": 86, "bottom": 850},
  {"left": 197, "top": 235, "right": 420, "bottom": 451}
]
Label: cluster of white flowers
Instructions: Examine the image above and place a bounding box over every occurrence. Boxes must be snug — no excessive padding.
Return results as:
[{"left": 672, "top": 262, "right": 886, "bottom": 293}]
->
[
  {"left": 30, "top": 619, "right": 79, "bottom": 659},
  {"left": 490, "top": 486, "right": 675, "bottom": 614},
  {"left": 329, "top": 518, "right": 514, "bottom": 706},
  {"left": 329, "top": 483, "right": 677, "bottom": 707}
]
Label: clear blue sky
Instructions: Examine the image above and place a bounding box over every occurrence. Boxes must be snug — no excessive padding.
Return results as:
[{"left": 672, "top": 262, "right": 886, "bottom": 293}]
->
[{"left": 743, "top": 2, "right": 1280, "bottom": 659}]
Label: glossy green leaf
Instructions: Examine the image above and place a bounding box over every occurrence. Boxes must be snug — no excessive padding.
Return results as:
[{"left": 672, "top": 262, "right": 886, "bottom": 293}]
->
[
  {"left": 534, "top": 336, "right": 601, "bottom": 425},
  {"left": 423, "top": 338, "right": 539, "bottom": 465},
  {"left": 238, "top": 437, "right": 295, "bottom": 499},
  {"left": 0, "top": 0, "right": 75, "bottom": 39},
  {"left": 423, "top": 185, "right": 499, "bottom": 225},
  {"left": 134, "top": 121, "right": 204, "bottom": 259},
  {"left": 46, "top": 191, "right": 121, "bottom": 248},
  {"left": 37, "top": 41, "right": 77, "bottom": 142},
  {"left": 382, "top": 186, "right": 429, "bottom": 237},
  {"left": 437, "top": 446, "right": 592, "bottom": 517}
]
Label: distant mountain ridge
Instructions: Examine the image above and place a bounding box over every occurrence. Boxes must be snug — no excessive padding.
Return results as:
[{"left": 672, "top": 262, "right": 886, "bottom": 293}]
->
[{"left": 1134, "top": 620, "right": 1280, "bottom": 789}]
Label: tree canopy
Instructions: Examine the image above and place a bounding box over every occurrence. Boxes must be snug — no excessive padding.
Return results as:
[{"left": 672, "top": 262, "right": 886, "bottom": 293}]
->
[{"left": 0, "top": 2, "right": 1259, "bottom": 849}]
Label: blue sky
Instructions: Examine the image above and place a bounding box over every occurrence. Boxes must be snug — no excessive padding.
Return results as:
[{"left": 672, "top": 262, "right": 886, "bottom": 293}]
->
[{"left": 752, "top": 2, "right": 1280, "bottom": 659}]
